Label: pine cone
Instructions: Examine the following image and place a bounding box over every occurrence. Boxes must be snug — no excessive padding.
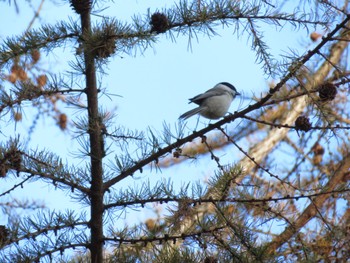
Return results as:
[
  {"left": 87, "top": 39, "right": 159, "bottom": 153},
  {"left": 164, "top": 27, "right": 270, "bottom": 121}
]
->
[
  {"left": 204, "top": 256, "right": 218, "bottom": 263},
  {"left": 318, "top": 83, "right": 337, "bottom": 101},
  {"left": 70, "top": 0, "right": 91, "bottom": 15},
  {"left": 0, "top": 225, "right": 9, "bottom": 248},
  {"left": 295, "top": 116, "right": 311, "bottom": 132},
  {"left": 150, "top": 13, "right": 169, "bottom": 33},
  {"left": 312, "top": 143, "right": 324, "bottom": 165},
  {"left": 312, "top": 143, "right": 325, "bottom": 156}
]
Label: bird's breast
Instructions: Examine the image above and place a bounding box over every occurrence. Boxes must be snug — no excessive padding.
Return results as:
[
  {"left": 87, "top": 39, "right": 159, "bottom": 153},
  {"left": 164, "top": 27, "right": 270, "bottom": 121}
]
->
[{"left": 200, "top": 95, "right": 233, "bottom": 119}]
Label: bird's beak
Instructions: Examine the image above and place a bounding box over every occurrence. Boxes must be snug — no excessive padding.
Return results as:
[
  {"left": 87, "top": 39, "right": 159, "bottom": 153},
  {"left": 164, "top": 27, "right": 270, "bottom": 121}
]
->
[{"left": 236, "top": 92, "right": 241, "bottom": 96}]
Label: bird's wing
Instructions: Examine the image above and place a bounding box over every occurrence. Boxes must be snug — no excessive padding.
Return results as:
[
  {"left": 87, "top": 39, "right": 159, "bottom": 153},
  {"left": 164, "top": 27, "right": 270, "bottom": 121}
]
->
[{"left": 189, "top": 88, "right": 224, "bottom": 105}]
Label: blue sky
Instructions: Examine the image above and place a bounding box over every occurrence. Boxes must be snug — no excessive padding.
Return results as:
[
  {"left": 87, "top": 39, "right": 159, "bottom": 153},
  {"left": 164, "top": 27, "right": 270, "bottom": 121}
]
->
[{"left": 0, "top": 1, "right": 321, "bottom": 226}]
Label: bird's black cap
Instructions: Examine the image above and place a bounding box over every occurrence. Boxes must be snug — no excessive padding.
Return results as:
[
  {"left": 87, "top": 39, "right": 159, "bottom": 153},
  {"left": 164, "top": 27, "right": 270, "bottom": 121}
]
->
[{"left": 219, "top": 82, "right": 240, "bottom": 95}]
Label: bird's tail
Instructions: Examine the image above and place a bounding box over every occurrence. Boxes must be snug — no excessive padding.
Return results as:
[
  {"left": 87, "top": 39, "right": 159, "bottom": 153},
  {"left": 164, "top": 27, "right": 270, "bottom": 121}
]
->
[{"left": 179, "top": 107, "right": 203, "bottom": 120}]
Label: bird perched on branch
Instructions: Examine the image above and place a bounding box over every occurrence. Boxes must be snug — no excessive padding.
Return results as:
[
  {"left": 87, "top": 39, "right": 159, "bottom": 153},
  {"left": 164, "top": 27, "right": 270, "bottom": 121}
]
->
[{"left": 179, "top": 82, "right": 240, "bottom": 120}]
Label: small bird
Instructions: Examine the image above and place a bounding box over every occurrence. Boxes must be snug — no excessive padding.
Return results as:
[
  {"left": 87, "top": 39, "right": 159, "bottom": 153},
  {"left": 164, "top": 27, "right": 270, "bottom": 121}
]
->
[{"left": 179, "top": 82, "right": 240, "bottom": 120}]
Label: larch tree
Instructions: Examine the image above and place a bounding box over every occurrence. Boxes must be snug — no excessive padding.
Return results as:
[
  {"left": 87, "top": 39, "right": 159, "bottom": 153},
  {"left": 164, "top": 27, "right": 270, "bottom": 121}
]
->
[{"left": 0, "top": 0, "right": 350, "bottom": 262}]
